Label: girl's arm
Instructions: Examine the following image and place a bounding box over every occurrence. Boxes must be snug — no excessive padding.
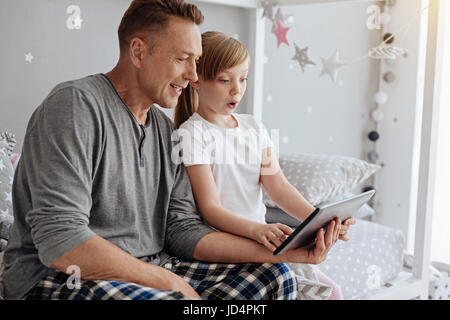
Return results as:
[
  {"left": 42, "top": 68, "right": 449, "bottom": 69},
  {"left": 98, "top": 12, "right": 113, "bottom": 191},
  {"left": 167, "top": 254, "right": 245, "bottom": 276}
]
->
[
  {"left": 260, "top": 147, "right": 316, "bottom": 222},
  {"left": 260, "top": 147, "right": 355, "bottom": 239},
  {"left": 185, "top": 164, "right": 292, "bottom": 251}
]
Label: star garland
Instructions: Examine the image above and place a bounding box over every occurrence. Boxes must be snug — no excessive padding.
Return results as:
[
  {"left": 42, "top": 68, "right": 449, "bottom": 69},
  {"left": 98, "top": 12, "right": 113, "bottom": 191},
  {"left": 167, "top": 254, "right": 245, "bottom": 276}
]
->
[{"left": 258, "top": 0, "right": 424, "bottom": 83}]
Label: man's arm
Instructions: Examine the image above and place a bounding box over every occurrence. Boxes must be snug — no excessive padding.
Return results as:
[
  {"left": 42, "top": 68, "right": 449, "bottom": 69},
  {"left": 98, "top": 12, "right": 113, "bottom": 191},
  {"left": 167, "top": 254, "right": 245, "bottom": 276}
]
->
[
  {"left": 50, "top": 235, "right": 201, "bottom": 299},
  {"left": 193, "top": 218, "right": 341, "bottom": 265}
]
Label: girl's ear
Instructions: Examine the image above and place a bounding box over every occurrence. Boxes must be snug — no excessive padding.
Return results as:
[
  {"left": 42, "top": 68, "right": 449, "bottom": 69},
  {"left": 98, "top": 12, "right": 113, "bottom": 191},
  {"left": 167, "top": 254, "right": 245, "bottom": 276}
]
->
[{"left": 189, "top": 79, "right": 200, "bottom": 90}]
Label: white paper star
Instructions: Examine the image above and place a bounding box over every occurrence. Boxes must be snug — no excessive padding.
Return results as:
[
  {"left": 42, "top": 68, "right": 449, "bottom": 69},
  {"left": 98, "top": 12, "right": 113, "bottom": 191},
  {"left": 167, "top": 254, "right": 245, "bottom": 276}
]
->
[
  {"left": 274, "top": 8, "right": 293, "bottom": 25},
  {"left": 0, "top": 208, "right": 8, "bottom": 216},
  {"left": 0, "top": 158, "right": 5, "bottom": 171},
  {"left": 73, "top": 15, "right": 83, "bottom": 29},
  {"left": 9, "top": 175, "right": 13, "bottom": 185},
  {"left": 25, "top": 52, "right": 34, "bottom": 63},
  {"left": 292, "top": 43, "right": 315, "bottom": 72},
  {"left": 319, "top": 49, "right": 346, "bottom": 82},
  {"left": 4, "top": 191, "right": 12, "bottom": 204}
]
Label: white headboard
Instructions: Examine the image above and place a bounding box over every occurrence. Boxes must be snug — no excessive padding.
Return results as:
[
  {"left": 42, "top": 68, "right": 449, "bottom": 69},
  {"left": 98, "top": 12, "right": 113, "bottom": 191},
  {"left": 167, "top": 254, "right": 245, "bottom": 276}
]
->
[{"left": 194, "top": 0, "right": 442, "bottom": 300}]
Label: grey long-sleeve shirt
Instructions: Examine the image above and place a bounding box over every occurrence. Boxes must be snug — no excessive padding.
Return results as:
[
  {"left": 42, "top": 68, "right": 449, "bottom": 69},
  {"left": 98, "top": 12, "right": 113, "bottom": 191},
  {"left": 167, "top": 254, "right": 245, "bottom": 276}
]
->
[{"left": 3, "top": 73, "right": 215, "bottom": 300}]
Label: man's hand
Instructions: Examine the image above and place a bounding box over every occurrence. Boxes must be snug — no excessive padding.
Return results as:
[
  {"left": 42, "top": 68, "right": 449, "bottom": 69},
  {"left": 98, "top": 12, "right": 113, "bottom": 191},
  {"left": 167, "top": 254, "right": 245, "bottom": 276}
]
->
[
  {"left": 162, "top": 268, "right": 202, "bottom": 299},
  {"left": 338, "top": 217, "right": 356, "bottom": 241},
  {"left": 282, "top": 218, "right": 341, "bottom": 265}
]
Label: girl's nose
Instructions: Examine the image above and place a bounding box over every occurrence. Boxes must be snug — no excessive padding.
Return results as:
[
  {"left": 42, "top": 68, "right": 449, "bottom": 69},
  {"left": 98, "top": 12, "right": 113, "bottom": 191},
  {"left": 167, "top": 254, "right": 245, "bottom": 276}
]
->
[{"left": 230, "top": 83, "right": 240, "bottom": 96}]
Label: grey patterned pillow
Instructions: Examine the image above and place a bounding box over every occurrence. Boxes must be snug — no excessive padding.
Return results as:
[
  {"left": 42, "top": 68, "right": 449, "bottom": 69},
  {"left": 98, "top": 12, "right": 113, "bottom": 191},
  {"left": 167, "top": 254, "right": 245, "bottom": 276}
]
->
[
  {"left": 0, "top": 142, "right": 14, "bottom": 243},
  {"left": 264, "top": 153, "right": 380, "bottom": 207},
  {"left": 0, "top": 132, "right": 17, "bottom": 158}
]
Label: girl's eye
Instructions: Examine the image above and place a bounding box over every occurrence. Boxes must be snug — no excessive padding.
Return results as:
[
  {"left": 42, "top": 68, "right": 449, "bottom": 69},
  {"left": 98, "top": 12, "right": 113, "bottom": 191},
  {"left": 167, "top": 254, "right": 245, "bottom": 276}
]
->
[
  {"left": 218, "top": 79, "right": 229, "bottom": 83},
  {"left": 241, "top": 78, "right": 248, "bottom": 82}
]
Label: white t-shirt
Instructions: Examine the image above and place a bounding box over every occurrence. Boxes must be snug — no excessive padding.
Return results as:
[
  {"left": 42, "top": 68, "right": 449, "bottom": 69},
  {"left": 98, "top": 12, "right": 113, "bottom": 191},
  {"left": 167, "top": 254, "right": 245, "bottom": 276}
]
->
[{"left": 178, "top": 112, "right": 274, "bottom": 224}]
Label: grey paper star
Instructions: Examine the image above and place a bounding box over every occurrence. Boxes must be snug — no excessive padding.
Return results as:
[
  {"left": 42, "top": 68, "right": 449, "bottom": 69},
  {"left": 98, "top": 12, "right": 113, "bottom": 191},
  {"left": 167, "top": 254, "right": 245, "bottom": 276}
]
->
[
  {"left": 319, "top": 49, "right": 346, "bottom": 82},
  {"left": 274, "top": 8, "right": 293, "bottom": 25},
  {"left": 292, "top": 43, "right": 316, "bottom": 72},
  {"left": 261, "top": 1, "right": 278, "bottom": 21}
]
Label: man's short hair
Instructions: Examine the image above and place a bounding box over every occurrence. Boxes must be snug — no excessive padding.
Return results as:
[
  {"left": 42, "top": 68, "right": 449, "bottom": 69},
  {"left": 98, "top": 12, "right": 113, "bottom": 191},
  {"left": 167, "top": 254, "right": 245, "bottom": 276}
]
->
[{"left": 118, "top": 0, "right": 204, "bottom": 54}]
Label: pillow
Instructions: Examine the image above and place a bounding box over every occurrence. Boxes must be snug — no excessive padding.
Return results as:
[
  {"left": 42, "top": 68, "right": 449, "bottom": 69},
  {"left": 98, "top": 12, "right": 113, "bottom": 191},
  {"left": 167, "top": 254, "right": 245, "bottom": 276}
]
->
[
  {"left": 265, "top": 193, "right": 375, "bottom": 227},
  {"left": 316, "top": 192, "right": 375, "bottom": 218},
  {"left": 0, "top": 132, "right": 17, "bottom": 158},
  {"left": 264, "top": 152, "right": 380, "bottom": 207},
  {"left": 0, "top": 250, "right": 4, "bottom": 300},
  {"left": 0, "top": 142, "right": 14, "bottom": 244},
  {"left": 10, "top": 153, "right": 21, "bottom": 171}
]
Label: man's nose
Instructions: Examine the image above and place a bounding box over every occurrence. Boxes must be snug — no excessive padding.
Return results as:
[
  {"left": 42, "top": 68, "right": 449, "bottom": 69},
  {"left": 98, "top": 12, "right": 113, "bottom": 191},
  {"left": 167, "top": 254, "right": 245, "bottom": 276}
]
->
[{"left": 184, "top": 60, "right": 198, "bottom": 83}]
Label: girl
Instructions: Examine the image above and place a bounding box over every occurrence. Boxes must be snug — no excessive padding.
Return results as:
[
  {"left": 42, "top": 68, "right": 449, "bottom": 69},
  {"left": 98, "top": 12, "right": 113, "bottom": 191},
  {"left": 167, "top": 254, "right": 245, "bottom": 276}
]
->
[{"left": 174, "top": 31, "right": 353, "bottom": 300}]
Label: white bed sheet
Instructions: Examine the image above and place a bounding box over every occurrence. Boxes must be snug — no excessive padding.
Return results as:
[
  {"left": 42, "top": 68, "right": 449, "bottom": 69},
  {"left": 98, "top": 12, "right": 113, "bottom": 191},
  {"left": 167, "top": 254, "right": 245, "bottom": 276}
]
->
[{"left": 266, "top": 207, "right": 405, "bottom": 300}]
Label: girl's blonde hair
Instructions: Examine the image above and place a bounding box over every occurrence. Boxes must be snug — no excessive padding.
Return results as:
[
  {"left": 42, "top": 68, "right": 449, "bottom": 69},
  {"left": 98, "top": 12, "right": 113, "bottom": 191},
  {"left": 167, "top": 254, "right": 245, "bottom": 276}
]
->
[{"left": 174, "top": 31, "right": 249, "bottom": 128}]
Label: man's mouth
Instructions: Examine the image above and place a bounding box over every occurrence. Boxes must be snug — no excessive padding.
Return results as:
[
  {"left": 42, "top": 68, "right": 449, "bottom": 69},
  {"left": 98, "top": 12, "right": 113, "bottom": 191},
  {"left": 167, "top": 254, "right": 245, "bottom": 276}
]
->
[{"left": 170, "top": 84, "right": 184, "bottom": 95}]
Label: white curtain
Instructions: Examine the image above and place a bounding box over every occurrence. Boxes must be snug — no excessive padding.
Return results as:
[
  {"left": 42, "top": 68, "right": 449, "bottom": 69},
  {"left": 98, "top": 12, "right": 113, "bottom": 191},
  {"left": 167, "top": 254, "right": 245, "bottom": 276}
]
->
[{"left": 430, "top": 0, "right": 450, "bottom": 265}]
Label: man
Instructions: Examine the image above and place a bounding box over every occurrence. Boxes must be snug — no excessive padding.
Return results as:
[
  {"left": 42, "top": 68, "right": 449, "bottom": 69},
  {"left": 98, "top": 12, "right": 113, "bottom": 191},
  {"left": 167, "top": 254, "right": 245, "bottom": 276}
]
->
[{"left": 3, "top": 0, "right": 346, "bottom": 300}]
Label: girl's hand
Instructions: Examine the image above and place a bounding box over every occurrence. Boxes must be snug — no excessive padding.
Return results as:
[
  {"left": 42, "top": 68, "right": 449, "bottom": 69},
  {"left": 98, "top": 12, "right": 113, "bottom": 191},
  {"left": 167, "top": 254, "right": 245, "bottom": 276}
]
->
[
  {"left": 338, "top": 217, "right": 356, "bottom": 241},
  {"left": 250, "top": 223, "right": 293, "bottom": 252}
]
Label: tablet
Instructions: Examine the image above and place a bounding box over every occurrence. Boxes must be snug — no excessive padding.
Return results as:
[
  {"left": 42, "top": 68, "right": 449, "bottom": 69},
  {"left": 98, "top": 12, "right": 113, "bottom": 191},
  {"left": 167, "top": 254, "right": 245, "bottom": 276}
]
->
[{"left": 273, "top": 190, "right": 376, "bottom": 255}]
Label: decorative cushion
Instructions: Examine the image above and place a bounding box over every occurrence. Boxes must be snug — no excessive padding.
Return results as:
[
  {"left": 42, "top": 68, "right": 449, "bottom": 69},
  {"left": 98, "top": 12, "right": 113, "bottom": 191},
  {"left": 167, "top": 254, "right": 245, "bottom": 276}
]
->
[
  {"left": 10, "top": 153, "right": 21, "bottom": 171},
  {"left": 265, "top": 194, "right": 375, "bottom": 227},
  {"left": 316, "top": 192, "right": 375, "bottom": 218},
  {"left": 0, "top": 132, "right": 17, "bottom": 158},
  {"left": 0, "top": 250, "right": 4, "bottom": 300},
  {"left": 264, "top": 152, "right": 380, "bottom": 207},
  {"left": 0, "top": 142, "right": 14, "bottom": 243},
  {"left": 0, "top": 136, "right": 16, "bottom": 300}
]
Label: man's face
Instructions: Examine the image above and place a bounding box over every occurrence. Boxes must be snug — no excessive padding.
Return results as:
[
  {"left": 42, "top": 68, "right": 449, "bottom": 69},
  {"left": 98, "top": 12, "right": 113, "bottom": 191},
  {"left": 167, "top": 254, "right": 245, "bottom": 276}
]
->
[{"left": 137, "top": 17, "right": 202, "bottom": 109}]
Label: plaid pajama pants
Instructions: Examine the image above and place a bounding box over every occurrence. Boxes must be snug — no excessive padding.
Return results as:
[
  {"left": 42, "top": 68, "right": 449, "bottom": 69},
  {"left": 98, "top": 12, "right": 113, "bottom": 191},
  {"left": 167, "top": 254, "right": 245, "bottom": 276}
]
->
[{"left": 24, "top": 259, "right": 298, "bottom": 300}]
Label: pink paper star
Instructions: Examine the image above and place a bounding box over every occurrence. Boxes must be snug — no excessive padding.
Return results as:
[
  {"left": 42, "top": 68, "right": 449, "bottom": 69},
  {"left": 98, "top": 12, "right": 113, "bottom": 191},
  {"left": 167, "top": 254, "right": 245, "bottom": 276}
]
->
[{"left": 271, "top": 19, "right": 290, "bottom": 48}]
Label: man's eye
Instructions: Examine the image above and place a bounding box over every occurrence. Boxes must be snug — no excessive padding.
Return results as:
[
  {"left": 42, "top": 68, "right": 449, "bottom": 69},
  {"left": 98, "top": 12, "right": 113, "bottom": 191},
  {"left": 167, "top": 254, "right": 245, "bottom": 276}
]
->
[
  {"left": 241, "top": 78, "right": 248, "bottom": 82},
  {"left": 219, "top": 79, "right": 229, "bottom": 83}
]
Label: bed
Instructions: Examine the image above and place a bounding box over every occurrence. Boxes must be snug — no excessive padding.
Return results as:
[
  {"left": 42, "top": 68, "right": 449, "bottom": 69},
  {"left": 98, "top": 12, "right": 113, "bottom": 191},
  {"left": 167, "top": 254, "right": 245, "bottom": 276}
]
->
[{"left": 266, "top": 207, "right": 405, "bottom": 300}]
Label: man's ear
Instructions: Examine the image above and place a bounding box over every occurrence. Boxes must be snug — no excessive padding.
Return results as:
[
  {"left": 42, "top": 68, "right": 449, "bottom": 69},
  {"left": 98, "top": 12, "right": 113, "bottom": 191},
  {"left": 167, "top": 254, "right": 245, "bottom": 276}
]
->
[
  {"left": 189, "top": 80, "right": 200, "bottom": 90},
  {"left": 129, "top": 37, "right": 146, "bottom": 68}
]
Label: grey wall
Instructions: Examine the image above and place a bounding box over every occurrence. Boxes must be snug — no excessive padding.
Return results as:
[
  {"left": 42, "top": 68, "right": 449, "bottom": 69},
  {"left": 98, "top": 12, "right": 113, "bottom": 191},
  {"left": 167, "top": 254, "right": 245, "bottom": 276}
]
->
[
  {"left": 0, "top": 0, "right": 252, "bottom": 151},
  {"left": 262, "top": 1, "right": 380, "bottom": 159},
  {"left": 1, "top": 0, "right": 377, "bottom": 159}
]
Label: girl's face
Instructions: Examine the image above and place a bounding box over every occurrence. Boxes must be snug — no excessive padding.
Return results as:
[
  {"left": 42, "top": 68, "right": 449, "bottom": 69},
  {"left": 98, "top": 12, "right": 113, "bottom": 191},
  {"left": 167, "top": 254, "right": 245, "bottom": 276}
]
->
[{"left": 195, "top": 58, "right": 249, "bottom": 116}]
